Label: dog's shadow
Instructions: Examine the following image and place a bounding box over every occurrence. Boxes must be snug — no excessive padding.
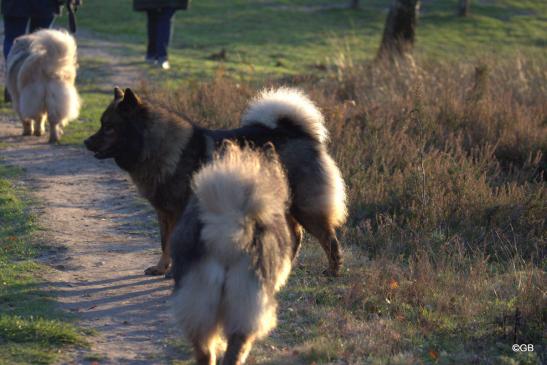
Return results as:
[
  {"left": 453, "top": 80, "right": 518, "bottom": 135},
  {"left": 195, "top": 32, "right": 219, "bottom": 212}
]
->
[{"left": 44, "top": 273, "right": 191, "bottom": 362}]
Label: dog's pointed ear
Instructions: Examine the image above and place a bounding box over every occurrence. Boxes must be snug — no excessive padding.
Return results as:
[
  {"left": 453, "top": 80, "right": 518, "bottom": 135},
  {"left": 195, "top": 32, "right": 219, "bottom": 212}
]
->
[
  {"left": 117, "top": 88, "right": 142, "bottom": 114},
  {"left": 123, "top": 88, "right": 141, "bottom": 108},
  {"left": 114, "top": 87, "right": 124, "bottom": 101}
]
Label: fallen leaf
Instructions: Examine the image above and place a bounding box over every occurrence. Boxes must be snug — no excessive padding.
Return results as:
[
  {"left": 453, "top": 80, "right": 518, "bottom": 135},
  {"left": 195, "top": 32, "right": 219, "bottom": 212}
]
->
[{"left": 389, "top": 279, "right": 399, "bottom": 289}]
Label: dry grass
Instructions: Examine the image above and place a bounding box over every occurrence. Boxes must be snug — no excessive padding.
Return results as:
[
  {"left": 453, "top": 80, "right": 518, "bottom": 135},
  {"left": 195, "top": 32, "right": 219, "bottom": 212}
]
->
[{"left": 146, "top": 55, "right": 545, "bottom": 364}]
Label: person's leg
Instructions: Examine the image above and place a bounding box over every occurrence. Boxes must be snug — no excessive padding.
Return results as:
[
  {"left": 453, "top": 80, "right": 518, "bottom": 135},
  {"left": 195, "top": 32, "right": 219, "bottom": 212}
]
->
[
  {"left": 146, "top": 10, "right": 158, "bottom": 62},
  {"left": 3, "top": 16, "right": 29, "bottom": 102},
  {"left": 156, "top": 7, "right": 176, "bottom": 67},
  {"left": 28, "top": 15, "right": 55, "bottom": 33},
  {"left": 3, "top": 16, "right": 29, "bottom": 60}
]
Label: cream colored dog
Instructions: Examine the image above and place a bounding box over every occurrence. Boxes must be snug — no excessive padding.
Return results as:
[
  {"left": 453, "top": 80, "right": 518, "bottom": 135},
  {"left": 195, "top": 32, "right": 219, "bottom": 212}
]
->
[{"left": 6, "top": 29, "right": 80, "bottom": 143}]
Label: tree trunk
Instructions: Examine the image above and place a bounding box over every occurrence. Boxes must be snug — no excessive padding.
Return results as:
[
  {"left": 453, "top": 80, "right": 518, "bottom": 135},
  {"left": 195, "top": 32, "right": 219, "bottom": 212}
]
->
[
  {"left": 458, "top": 0, "right": 470, "bottom": 17},
  {"left": 350, "top": 0, "right": 360, "bottom": 9},
  {"left": 377, "top": 0, "right": 419, "bottom": 61}
]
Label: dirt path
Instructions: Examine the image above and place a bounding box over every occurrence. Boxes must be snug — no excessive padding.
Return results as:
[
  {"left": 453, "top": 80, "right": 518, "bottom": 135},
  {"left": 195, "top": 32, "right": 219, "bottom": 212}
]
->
[{"left": 0, "top": 32, "right": 185, "bottom": 364}]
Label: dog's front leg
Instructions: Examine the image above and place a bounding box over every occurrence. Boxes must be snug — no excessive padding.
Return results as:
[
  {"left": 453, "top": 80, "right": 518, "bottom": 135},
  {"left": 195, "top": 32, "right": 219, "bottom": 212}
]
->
[{"left": 145, "top": 210, "right": 176, "bottom": 276}]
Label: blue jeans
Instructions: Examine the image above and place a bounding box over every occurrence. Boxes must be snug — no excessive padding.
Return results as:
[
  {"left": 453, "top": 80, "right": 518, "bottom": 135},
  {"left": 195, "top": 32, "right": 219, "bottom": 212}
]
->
[
  {"left": 146, "top": 8, "right": 176, "bottom": 61},
  {"left": 3, "top": 15, "right": 55, "bottom": 60}
]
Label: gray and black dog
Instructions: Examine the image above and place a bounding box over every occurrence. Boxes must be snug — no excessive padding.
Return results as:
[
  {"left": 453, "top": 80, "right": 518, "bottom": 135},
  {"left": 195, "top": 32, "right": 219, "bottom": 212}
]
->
[
  {"left": 85, "top": 86, "right": 347, "bottom": 276},
  {"left": 171, "top": 143, "right": 297, "bottom": 365}
]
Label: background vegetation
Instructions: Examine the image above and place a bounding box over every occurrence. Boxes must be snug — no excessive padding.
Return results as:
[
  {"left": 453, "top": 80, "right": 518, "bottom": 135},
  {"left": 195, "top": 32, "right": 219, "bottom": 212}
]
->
[
  {"left": 2, "top": 0, "right": 545, "bottom": 363},
  {"left": 148, "top": 54, "right": 546, "bottom": 365}
]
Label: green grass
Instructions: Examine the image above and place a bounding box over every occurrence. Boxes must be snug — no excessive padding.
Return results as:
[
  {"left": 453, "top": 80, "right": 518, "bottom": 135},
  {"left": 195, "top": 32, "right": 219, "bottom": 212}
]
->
[
  {"left": 0, "top": 164, "right": 86, "bottom": 364},
  {"left": 60, "top": 0, "right": 546, "bottom": 80},
  {"left": 62, "top": 91, "right": 110, "bottom": 145},
  {"left": 58, "top": 0, "right": 547, "bottom": 145}
]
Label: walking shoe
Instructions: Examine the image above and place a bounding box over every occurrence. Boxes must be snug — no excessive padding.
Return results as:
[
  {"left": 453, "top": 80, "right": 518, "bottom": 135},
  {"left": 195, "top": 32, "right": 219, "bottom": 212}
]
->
[{"left": 159, "top": 60, "right": 170, "bottom": 70}]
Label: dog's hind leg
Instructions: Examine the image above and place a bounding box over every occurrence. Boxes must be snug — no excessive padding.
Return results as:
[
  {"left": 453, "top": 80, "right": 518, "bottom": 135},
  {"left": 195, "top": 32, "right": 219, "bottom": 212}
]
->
[
  {"left": 22, "top": 119, "right": 33, "bottom": 136},
  {"left": 192, "top": 336, "right": 218, "bottom": 365},
  {"left": 287, "top": 214, "right": 303, "bottom": 260},
  {"left": 33, "top": 114, "right": 46, "bottom": 136},
  {"left": 48, "top": 120, "right": 61, "bottom": 144},
  {"left": 293, "top": 209, "right": 343, "bottom": 276},
  {"left": 173, "top": 259, "right": 224, "bottom": 365},
  {"left": 223, "top": 333, "right": 254, "bottom": 365}
]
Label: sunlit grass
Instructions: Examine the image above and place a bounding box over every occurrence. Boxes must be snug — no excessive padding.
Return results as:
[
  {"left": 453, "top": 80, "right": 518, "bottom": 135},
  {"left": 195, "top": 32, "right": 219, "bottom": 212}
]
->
[{"left": 0, "top": 164, "right": 87, "bottom": 364}]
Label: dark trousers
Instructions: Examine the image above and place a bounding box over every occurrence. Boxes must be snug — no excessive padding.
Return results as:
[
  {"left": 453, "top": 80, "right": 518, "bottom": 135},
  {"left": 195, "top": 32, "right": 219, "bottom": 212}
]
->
[
  {"left": 146, "top": 7, "right": 176, "bottom": 61},
  {"left": 3, "top": 15, "right": 55, "bottom": 60}
]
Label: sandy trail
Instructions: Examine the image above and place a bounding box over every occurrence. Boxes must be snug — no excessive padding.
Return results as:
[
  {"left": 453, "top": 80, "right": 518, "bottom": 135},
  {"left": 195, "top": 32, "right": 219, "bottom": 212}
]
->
[{"left": 0, "top": 32, "right": 184, "bottom": 364}]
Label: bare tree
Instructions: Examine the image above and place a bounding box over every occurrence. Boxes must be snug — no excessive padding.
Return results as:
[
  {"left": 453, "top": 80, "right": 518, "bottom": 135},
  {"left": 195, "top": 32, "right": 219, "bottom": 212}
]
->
[
  {"left": 377, "top": 0, "right": 419, "bottom": 61},
  {"left": 458, "top": 0, "right": 470, "bottom": 16}
]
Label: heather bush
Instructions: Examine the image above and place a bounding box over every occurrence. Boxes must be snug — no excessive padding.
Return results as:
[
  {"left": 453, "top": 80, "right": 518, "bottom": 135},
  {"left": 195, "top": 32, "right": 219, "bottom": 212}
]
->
[{"left": 144, "top": 56, "right": 545, "bottom": 363}]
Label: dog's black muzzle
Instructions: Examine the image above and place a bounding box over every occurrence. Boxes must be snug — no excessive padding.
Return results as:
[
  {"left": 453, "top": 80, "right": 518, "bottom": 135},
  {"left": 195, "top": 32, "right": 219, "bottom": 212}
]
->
[{"left": 84, "top": 134, "right": 115, "bottom": 159}]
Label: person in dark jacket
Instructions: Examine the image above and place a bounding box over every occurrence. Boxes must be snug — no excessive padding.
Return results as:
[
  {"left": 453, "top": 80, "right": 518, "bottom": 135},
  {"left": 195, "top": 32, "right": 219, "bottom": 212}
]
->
[
  {"left": 2, "top": 0, "right": 61, "bottom": 60},
  {"left": 133, "top": 0, "right": 189, "bottom": 70}
]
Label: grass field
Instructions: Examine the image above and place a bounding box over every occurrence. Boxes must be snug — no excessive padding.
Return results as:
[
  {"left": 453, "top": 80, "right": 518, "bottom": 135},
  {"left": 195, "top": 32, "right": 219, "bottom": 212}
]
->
[
  {"left": 0, "top": 163, "right": 86, "bottom": 364},
  {"left": 1, "top": 0, "right": 546, "bottom": 364},
  {"left": 68, "top": 0, "right": 546, "bottom": 78}
]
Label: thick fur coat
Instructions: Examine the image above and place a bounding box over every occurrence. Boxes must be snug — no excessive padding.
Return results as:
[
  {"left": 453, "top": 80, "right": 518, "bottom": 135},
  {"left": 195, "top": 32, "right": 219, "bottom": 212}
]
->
[
  {"left": 85, "top": 86, "right": 347, "bottom": 276},
  {"left": 6, "top": 29, "right": 80, "bottom": 143},
  {"left": 171, "top": 144, "right": 296, "bottom": 365}
]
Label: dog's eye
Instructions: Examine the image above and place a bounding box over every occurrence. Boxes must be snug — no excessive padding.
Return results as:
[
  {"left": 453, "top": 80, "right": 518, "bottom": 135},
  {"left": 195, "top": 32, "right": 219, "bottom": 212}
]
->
[{"left": 102, "top": 125, "right": 115, "bottom": 134}]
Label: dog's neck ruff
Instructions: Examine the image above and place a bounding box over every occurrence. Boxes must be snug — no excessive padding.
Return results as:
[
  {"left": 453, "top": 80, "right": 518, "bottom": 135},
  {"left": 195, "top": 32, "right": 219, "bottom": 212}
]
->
[{"left": 128, "top": 115, "right": 196, "bottom": 198}]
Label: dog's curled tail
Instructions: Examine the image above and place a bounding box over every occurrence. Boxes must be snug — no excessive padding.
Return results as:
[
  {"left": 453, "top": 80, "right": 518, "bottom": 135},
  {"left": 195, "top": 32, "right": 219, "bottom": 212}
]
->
[
  {"left": 32, "top": 29, "right": 77, "bottom": 77},
  {"left": 241, "top": 87, "right": 329, "bottom": 144},
  {"left": 192, "top": 143, "right": 289, "bottom": 256}
]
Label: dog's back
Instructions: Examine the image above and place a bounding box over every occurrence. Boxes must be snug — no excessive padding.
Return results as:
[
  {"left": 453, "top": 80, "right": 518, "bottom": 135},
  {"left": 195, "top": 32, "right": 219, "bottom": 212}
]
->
[
  {"left": 6, "top": 29, "right": 79, "bottom": 128},
  {"left": 171, "top": 143, "right": 295, "bottom": 364}
]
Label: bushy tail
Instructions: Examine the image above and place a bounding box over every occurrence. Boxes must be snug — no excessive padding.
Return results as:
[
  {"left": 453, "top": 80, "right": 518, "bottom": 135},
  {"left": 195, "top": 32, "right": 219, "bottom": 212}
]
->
[
  {"left": 241, "top": 87, "right": 329, "bottom": 144},
  {"left": 15, "top": 29, "right": 79, "bottom": 123},
  {"left": 192, "top": 143, "right": 289, "bottom": 257},
  {"left": 19, "top": 29, "right": 78, "bottom": 79}
]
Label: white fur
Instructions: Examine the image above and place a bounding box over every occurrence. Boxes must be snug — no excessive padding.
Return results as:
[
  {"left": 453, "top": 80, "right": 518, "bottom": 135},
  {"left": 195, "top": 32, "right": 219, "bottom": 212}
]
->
[
  {"left": 193, "top": 144, "right": 289, "bottom": 263},
  {"left": 221, "top": 256, "right": 278, "bottom": 338},
  {"left": 241, "top": 87, "right": 329, "bottom": 144},
  {"left": 316, "top": 150, "right": 348, "bottom": 227},
  {"left": 6, "top": 29, "right": 80, "bottom": 141},
  {"left": 171, "top": 258, "right": 224, "bottom": 343}
]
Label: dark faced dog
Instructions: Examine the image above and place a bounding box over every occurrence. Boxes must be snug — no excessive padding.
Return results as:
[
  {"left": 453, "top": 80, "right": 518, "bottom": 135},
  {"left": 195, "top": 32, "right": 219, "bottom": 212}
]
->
[
  {"left": 85, "top": 87, "right": 346, "bottom": 276},
  {"left": 171, "top": 143, "right": 297, "bottom": 365}
]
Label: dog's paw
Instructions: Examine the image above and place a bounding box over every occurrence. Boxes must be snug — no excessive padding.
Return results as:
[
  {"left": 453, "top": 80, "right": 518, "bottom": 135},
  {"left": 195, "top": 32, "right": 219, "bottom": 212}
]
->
[{"left": 144, "top": 265, "right": 167, "bottom": 276}]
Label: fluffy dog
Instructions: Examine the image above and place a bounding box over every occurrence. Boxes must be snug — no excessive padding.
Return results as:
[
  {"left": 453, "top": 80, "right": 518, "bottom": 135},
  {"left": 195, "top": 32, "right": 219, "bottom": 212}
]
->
[
  {"left": 171, "top": 143, "right": 297, "bottom": 365},
  {"left": 6, "top": 29, "right": 80, "bottom": 143},
  {"left": 85, "top": 86, "right": 346, "bottom": 276}
]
